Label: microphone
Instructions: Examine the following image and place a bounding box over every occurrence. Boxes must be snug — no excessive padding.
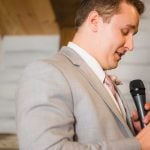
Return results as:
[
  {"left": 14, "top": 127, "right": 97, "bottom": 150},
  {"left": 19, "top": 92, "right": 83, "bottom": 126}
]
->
[{"left": 130, "top": 79, "right": 146, "bottom": 128}]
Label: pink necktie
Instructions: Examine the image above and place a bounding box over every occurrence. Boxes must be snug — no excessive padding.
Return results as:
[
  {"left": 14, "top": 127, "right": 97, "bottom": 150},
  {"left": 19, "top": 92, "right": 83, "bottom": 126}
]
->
[
  {"left": 104, "top": 74, "right": 125, "bottom": 118},
  {"left": 104, "top": 74, "right": 117, "bottom": 100}
]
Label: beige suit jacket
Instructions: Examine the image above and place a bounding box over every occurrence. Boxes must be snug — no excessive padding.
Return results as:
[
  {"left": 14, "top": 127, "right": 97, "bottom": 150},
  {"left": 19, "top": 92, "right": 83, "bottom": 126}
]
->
[{"left": 16, "top": 46, "right": 141, "bottom": 150}]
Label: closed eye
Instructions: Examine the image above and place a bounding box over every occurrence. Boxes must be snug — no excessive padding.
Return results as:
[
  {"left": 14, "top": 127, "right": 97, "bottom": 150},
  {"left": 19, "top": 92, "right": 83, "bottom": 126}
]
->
[{"left": 121, "top": 28, "right": 130, "bottom": 36}]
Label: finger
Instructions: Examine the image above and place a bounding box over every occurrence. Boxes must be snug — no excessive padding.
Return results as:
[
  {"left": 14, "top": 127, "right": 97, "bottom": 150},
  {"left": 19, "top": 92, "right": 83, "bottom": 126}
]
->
[
  {"left": 143, "top": 111, "right": 150, "bottom": 124},
  {"left": 132, "top": 110, "right": 139, "bottom": 121},
  {"left": 145, "top": 102, "right": 150, "bottom": 110},
  {"left": 132, "top": 120, "right": 141, "bottom": 132}
]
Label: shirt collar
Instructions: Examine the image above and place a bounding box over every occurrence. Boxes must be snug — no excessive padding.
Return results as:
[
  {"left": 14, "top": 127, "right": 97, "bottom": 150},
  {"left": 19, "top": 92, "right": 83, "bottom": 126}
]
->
[{"left": 67, "top": 42, "right": 105, "bottom": 83}]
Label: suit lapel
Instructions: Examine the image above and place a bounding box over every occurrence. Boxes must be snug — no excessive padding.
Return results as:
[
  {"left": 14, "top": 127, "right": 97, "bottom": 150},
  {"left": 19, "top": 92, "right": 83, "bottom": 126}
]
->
[
  {"left": 60, "top": 46, "right": 133, "bottom": 136},
  {"left": 117, "top": 88, "right": 136, "bottom": 135},
  {"left": 79, "top": 63, "right": 131, "bottom": 129}
]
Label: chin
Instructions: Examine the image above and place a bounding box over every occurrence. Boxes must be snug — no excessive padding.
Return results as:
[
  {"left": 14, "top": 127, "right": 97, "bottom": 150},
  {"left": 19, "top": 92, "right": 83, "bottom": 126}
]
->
[
  {"left": 109, "top": 63, "right": 118, "bottom": 70},
  {"left": 103, "top": 61, "right": 118, "bottom": 70},
  {"left": 104, "top": 66, "right": 116, "bottom": 70}
]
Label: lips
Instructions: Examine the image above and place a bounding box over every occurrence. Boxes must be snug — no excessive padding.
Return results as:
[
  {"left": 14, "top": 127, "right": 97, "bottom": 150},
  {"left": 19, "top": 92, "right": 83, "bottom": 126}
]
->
[
  {"left": 115, "top": 51, "right": 125, "bottom": 60},
  {"left": 117, "top": 52, "right": 124, "bottom": 57}
]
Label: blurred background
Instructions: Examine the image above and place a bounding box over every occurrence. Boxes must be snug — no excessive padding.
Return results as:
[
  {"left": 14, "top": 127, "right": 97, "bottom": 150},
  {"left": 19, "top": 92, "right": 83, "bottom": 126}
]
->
[{"left": 0, "top": 0, "right": 150, "bottom": 149}]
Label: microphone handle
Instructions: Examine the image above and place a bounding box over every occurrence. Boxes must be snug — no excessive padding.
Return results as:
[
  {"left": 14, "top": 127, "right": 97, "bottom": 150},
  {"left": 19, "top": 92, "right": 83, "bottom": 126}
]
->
[{"left": 134, "top": 94, "right": 146, "bottom": 128}]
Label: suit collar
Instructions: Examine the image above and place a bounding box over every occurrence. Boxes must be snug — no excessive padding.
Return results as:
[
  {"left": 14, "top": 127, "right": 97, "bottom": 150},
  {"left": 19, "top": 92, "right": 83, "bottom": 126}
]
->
[
  {"left": 60, "top": 46, "right": 84, "bottom": 66},
  {"left": 60, "top": 46, "right": 133, "bottom": 136}
]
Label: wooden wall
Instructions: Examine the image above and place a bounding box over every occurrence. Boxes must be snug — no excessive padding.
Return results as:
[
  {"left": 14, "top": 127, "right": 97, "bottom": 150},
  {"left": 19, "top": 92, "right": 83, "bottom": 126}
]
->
[
  {"left": 60, "top": 27, "right": 76, "bottom": 46},
  {"left": 0, "top": 0, "right": 59, "bottom": 35}
]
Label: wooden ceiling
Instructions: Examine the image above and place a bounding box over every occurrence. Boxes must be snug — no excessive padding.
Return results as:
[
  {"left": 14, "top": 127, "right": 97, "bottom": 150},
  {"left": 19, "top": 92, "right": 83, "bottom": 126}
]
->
[{"left": 0, "top": 0, "right": 80, "bottom": 36}]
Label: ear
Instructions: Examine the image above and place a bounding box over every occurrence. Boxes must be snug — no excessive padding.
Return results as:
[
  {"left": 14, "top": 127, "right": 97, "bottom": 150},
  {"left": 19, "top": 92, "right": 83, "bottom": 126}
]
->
[{"left": 86, "top": 10, "right": 102, "bottom": 32}]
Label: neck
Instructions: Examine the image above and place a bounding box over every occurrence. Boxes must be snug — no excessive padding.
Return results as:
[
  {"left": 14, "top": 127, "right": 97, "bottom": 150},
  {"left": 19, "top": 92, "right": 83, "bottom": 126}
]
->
[{"left": 72, "top": 28, "right": 95, "bottom": 54}]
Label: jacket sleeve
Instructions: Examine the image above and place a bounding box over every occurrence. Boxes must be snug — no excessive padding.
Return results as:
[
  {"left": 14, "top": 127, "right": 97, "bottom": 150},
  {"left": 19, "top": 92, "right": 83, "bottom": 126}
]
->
[{"left": 16, "top": 61, "right": 141, "bottom": 150}]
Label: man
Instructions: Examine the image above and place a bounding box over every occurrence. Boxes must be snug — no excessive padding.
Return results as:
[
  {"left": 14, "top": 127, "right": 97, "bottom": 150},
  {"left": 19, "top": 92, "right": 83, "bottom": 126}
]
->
[{"left": 17, "top": 0, "right": 150, "bottom": 149}]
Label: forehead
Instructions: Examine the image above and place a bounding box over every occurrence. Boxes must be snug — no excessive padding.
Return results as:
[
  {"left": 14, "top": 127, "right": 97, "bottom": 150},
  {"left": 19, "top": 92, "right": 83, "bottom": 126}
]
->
[{"left": 110, "top": 2, "right": 140, "bottom": 30}]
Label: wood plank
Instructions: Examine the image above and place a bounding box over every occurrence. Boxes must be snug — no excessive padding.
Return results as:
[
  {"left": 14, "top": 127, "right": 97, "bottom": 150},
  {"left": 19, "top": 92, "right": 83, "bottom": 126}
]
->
[{"left": 0, "top": 134, "right": 18, "bottom": 149}]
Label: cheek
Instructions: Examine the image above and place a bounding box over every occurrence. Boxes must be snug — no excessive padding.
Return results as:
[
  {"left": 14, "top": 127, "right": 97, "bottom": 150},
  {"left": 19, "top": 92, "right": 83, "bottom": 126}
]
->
[
  {"left": 114, "top": 31, "right": 125, "bottom": 45},
  {"left": 108, "top": 28, "right": 125, "bottom": 45}
]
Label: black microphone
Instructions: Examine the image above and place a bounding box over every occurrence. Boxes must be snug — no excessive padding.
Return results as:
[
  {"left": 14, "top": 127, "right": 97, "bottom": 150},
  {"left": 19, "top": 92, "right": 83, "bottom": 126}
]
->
[{"left": 130, "top": 79, "right": 146, "bottom": 128}]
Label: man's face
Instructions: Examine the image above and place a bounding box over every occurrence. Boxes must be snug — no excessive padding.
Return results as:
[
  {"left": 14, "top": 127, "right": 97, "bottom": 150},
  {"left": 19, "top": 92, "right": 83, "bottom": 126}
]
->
[{"left": 92, "top": 2, "right": 139, "bottom": 70}]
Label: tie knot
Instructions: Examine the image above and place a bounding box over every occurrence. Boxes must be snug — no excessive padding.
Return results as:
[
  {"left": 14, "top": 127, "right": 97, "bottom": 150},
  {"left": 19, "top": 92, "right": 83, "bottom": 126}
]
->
[{"left": 104, "top": 74, "right": 113, "bottom": 86}]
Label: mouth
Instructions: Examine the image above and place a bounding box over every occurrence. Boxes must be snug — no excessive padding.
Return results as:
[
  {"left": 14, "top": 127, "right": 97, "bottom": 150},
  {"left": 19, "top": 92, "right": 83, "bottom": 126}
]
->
[{"left": 115, "top": 52, "right": 125, "bottom": 60}]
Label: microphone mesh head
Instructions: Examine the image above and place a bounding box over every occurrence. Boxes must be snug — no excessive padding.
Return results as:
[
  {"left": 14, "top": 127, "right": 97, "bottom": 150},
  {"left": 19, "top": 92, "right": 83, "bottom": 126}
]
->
[{"left": 130, "top": 79, "right": 145, "bottom": 96}]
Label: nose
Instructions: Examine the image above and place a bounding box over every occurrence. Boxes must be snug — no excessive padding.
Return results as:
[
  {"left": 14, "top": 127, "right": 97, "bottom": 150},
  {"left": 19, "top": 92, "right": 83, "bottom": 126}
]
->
[{"left": 124, "top": 35, "right": 134, "bottom": 51}]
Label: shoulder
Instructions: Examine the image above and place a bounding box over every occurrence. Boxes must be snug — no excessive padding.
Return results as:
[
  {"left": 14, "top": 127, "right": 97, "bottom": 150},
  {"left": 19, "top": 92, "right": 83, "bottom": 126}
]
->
[{"left": 20, "top": 59, "right": 68, "bottom": 84}]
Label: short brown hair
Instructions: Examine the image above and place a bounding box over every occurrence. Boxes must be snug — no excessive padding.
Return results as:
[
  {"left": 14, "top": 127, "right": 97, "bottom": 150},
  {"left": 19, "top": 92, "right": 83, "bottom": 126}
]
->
[{"left": 75, "top": 0, "right": 145, "bottom": 27}]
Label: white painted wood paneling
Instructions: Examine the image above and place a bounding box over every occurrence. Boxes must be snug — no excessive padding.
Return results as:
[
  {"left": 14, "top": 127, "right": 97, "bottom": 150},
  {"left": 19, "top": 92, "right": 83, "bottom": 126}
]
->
[
  {"left": 3, "top": 36, "right": 60, "bottom": 52},
  {"left": 121, "top": 49, "right": 150, "bottom": 64},
  {"left": 0, "top": 35, "right": 60, "bottom": 133},
  {"left": 0, "top": 83, "right": 17, "bottom": 100},
  {"left": 110, "top": 65, "right": 150, "bottom": 81},
  {"left": 4, "top": 51, "right": 53, "bottom": 67},
  {"left": 0, "top": 68, "right": 21, "bottom": 82}
]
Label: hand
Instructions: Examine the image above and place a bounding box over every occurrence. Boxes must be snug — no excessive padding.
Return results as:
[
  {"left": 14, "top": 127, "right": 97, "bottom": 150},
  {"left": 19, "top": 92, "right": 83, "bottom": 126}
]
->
[
  {"left": 132, "top": 102, "right": 150, "bottom": 133},
  {"left": 136, "top": 123, "right": 150, "bottom": 150}
]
